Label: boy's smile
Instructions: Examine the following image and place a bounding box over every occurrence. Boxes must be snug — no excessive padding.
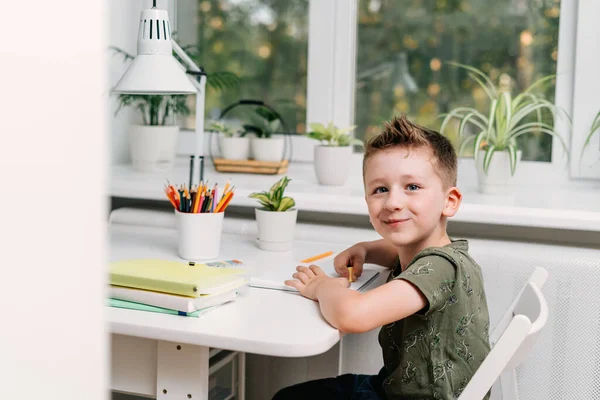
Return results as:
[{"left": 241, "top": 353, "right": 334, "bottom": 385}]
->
[{"left": 364, "top": 146, "right": 460, "bottom": 260}]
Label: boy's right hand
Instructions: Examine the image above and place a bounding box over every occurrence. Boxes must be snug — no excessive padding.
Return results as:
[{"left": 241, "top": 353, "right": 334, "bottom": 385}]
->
[{"left": 334, "top": 243, "right": 367, "bottom": 279}]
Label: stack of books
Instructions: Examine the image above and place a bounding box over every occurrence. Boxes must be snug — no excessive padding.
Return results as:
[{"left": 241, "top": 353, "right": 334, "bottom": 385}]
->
[{"left": 107, "top": 259, "right": 248, "bottom": 317}]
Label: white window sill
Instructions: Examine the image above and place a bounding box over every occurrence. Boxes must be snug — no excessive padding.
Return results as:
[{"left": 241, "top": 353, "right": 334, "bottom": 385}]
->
[{"left": 111, "top": 157, "right": 600, "bottom": 233}]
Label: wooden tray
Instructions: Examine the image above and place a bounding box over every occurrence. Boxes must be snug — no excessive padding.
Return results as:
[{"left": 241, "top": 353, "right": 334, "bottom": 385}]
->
[{"left": 213, "top": 158, "right": 289, "bottom": 175}]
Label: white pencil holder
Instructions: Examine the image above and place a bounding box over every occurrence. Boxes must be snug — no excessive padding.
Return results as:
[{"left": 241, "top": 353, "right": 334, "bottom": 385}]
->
[{"left": 175, "top": 210, "right": 224, "bottom": 260}]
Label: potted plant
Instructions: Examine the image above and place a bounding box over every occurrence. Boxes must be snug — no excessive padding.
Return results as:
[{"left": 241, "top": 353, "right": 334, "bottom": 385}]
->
[
  {"left": 306, "top": 122, "right": 363, "bottom": 186},
  {"left": 440, "top": 62, "right": 569, "bottom": 194},
  {"left": 111, "top": 46, "right": 239, "bottom": 172},
  {"left": 115, "top": 94, "right": 189, "bottom": 172},
  {"left": 243, "top": 107, "right": 285, "bottom": 162},
  {"left": 249, "top": 176, "right": 297, "bottom": 251},
  {"left": 210, "top": 121, "right": 250, "bottom": 160}
]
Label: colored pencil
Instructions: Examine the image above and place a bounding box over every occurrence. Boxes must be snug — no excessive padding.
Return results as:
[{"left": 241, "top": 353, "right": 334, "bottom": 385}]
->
[{"left": 300, "top": 251, "right": 334, "bottom": 264}]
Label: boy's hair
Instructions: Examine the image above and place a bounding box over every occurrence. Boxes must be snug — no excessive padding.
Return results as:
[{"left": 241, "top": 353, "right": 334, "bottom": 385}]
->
[{"left": 362, "top": 115, "right": 457, "bottom": 187}]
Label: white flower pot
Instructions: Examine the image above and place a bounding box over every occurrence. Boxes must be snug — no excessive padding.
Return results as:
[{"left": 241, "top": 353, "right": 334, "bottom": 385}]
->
[
  {"left": 220, "top": 136, "right": 250, "bottom": 160},
  {"left": 251, "top": 137, "right": 285, "bottom": 162},
  {"left": 129, "top": 125, "right": 179, "bottom": 172},
  {"left": 255, "top": 208, "right": 298, "bottom": 251},
  {"left": 314, "top": 145, "right": 353, "bottom": 186},
  {"left": 476, "top": 150, "right": 522, "bottom": 194}
]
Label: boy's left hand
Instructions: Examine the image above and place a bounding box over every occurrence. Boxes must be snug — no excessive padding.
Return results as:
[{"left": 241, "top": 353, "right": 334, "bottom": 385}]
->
[{"left": 285, "top": 265, "right": 349, "bottom": 301}]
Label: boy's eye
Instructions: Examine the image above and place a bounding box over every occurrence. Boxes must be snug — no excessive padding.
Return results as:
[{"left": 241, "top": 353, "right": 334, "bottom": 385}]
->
[
  {"left": 406, "top": 184, "right": 420, "bottom": 191},
  {"left": 373, "top": 187, "right": 388, "bottom": 194}
]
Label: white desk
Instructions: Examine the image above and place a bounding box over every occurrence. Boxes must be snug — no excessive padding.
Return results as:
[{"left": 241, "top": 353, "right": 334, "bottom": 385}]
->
[{"left": 109, "top": 220, "right": 386, "bottom": 399}]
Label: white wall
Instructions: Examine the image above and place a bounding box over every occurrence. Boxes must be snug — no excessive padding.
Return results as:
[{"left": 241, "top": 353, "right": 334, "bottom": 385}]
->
[{"left": 1, "top": 1, "right": 107, "bottom": 399}]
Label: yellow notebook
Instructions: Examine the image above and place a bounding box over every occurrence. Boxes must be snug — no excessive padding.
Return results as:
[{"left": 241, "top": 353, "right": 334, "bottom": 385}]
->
[{"left": 109, "top": 259, "right": 248, "bottom": 297}]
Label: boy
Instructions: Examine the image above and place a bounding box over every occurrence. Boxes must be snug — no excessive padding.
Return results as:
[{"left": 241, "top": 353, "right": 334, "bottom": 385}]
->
[{"left": 276, "top": 115, "right": 491, "bottom": 399}]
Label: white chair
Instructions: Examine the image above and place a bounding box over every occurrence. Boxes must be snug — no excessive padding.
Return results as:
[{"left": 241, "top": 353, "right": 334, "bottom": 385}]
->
[{"left": 459, "top": 267, "right": 549, "bottom": 400}]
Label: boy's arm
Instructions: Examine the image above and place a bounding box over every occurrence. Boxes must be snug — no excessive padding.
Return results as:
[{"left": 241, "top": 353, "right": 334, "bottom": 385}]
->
[
  {"left": 315, "top": 277, "right": 427, "bottom": 333},
  {"left": 363, "top": 239, "right": 399, "bottom": 268},
  {"left": 334, "top": 239, "right": 398, "bottom": 279}
]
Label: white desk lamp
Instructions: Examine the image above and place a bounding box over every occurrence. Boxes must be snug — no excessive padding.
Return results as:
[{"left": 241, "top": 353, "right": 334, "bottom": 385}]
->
[{"left": 113, "top": 2, "right": 207, "bottom": 185}]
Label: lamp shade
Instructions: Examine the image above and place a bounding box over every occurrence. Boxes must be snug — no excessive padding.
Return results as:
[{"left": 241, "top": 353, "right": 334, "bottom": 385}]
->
[{"left": 112, "top": 8, "right": 196, "bottom": 95}]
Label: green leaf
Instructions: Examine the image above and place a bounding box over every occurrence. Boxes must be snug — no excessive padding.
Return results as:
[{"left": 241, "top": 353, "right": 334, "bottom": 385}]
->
[
  {"left": 307, "top": 131, "right": 324, "bottom": 141},
  {"left": 258, "top": 200, "right": 275, "bottom": 211},
  {"left": 242, "top": 124, "right": 264, "bottom": 138},
  {"left": 458, "top": 134, "right": 476, "bottom": 156},
  {"left": 248, "top": 192, "right": 271, "bottom": 203},
  {"left": 523, "top": 74, "right": 555, "bottom": 94},
  {"left": 483, "top": 145, "right": 496, "bottom": 174},
  {"left": 507, "top": 144, "right": 518, "bottom": 176},
  {"left": 337, "top": 125, "right": 357, "bottom": 135},
  {"left": 580, "top": 109, "right": 600, "bottom": 160},
  {"left": 485, "top": 99, "right": 498, "bottom": 141},
  {"left": 447, "top": 61, "right": 497, "bottom": 99},
  {"left": 510, "top": 127, "right": 569, "bottom": 158},
  {"left": 473, "top": 131, "right": 487, "bottom": 163},
  {"left": 308, "top": 122, "right": 326, "bottom": 133},
  {"left": 277, "top": 197, "right": 295, "bottom": 211},
  {"left": 206, "top": 71, "right": 240, "bottom": 93},
  {"left": 255, "top": 106, "right": 278, "bottom": 122},
  {"left": 458, "top": 112, "right": 479, "bottom": 139}
]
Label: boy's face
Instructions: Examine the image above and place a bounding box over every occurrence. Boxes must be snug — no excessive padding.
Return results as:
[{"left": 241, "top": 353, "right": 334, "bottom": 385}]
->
[{"left": 363, "top": 146, "right": 460, "bottom": 248}]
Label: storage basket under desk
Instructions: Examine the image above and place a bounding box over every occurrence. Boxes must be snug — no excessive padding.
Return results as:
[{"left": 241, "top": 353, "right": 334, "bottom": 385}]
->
[{"left": 209, "top": 349, "right": 245, "bottom": 400}]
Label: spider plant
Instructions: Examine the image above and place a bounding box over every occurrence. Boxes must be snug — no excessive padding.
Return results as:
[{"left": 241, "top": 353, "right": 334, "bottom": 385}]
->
[
  {"left": 440, "top": 62, "right": 569, "bottom": 176},
  {"left": 580, "top": 109, "right": 600, "bottom": 160}
]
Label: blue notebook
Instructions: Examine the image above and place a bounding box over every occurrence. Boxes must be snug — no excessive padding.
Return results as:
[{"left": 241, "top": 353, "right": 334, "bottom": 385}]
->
[{"left": 107, "top": 298, "right": 213, "bottom": 318}]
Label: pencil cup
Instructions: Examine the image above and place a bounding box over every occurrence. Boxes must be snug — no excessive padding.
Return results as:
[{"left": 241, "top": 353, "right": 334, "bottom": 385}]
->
[{"left": 175, "top": 210, "right": 224, "bottom": 260}]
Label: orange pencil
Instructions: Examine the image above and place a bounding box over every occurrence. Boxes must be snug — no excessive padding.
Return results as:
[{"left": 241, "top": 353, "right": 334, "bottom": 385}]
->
[
  {"left": 168, "top": 185, "right": 180, "bottom": 209},
  {"left": 214, "top": 190, "right": 231, "bottom": 212},
  {"left": 223, "top": 179, "right": 231, "bottom": 195},
  {"left": 300, "top": 251, "right": 334, "bottom": 264},
  {"left": 191, "top": 187, "right": 200, "bottom": 213},
  {"left": 164, "top": 187, "right": 177, "bottom": 209},
  {"left": 216, "top": 191, "right": 234, "bottom": 213}
]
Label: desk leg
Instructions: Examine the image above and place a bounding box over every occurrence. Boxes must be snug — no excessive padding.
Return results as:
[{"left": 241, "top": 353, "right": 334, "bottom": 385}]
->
[
  {"left": 157, "top": 340, "right": 209, "bottom": 400},
  {"left": 237, "top": 352, "right": 246, "bottom": 400}
]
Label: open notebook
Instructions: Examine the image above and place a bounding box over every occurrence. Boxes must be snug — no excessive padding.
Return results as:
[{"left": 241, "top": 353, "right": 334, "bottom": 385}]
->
[{"left": 249, "top": 254, "right": 380, "bottom": 293}]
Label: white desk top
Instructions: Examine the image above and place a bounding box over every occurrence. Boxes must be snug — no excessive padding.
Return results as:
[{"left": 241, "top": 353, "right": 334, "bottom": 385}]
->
[
  {"left": 111, "top": 160, "right": 600, "bottom": 232},
  {"left": 108, "top": 223, "right": 386, "bottom": 357}
]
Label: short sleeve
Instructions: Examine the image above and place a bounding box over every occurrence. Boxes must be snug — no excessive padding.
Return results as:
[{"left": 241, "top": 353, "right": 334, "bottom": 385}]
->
[{"left": 394, "top": 254, "right": 457, "bottom": 317}]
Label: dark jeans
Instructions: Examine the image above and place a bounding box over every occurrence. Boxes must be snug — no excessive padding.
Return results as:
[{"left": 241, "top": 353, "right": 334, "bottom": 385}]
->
[{"left": 272, "top": 369, "right": 387, "bottom": 400}]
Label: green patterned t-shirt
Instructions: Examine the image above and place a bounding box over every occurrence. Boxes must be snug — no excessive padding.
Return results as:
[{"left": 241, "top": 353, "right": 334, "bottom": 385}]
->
[{"left": 378, "top": 239, "right": 491, "bottom": 400}]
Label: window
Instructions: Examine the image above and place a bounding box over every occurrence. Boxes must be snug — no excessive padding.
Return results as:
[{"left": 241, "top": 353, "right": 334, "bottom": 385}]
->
[
  {"left": 354, "top": 0, "right": 562, "bottom": 162},
  {"left": 175, "top": 0, "right": 599, "bottom": 180},
  {"left": 176, "top": 0, "right": 309, "bottom": 135}
]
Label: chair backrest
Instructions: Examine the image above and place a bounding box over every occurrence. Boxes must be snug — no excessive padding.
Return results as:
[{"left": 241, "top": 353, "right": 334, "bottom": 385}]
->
[{"left": 458, "top": 267, "right": 549, "bottom": 400}]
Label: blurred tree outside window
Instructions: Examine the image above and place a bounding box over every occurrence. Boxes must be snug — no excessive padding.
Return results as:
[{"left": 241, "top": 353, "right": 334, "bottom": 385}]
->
[
  {"left": 177, "top": 0, "right": 309, "bottom": 134},
  {"left": 355, "top": 0, "right": 561, "bottom": 161}
]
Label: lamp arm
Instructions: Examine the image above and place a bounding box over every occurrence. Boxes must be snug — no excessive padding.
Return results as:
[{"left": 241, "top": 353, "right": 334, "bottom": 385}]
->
[
  {"left": 172, "top": 38, "right": 207, "bottom": 185},
  {"left": 172, "top": 39, "right": 201, "bottom": 72}
]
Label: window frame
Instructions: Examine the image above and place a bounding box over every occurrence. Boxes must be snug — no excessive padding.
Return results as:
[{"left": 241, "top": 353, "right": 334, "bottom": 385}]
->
[{"left": 175, "top": 0, "right": 600, "bottom": 182}]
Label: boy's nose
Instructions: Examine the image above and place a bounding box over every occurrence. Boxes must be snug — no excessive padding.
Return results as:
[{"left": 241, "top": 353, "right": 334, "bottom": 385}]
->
[{"left": 384, "top": 191, "right": 406, "bottom": 211}]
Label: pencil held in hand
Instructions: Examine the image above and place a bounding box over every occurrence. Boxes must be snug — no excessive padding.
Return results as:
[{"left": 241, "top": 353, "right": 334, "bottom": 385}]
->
[{"left": 347, "top": 265, "right": 355, "bottom": 283}]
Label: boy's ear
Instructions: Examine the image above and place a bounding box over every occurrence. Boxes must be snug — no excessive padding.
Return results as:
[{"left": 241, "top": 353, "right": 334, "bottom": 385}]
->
[{"left": 442, "top": 186, "right": 462, "bottom": 217}]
